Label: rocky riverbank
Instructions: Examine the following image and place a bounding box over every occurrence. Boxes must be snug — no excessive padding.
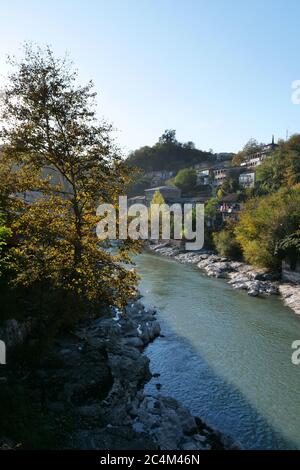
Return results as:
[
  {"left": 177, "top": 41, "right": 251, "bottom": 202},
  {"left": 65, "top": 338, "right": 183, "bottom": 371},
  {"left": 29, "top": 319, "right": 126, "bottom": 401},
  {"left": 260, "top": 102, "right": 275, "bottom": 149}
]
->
[
  {"left": 0, "top": 299, "right": 238, "bottom": 450},
  {"left": 149, "top": 243, "right": 300, "bottom": 315}
]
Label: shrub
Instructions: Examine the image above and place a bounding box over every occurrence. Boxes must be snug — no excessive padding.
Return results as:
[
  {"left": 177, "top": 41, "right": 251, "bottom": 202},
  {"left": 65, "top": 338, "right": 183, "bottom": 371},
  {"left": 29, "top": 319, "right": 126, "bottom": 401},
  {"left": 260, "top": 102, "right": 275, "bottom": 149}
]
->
[
  {"left": 213, "top": 228, "right": 242, "bottom": 259},
  {"left": 235, "top": 186, "right": 300, "bottom": 269},
  {"left": 174, "top": 168, "right": 197, "bottom": 193}
]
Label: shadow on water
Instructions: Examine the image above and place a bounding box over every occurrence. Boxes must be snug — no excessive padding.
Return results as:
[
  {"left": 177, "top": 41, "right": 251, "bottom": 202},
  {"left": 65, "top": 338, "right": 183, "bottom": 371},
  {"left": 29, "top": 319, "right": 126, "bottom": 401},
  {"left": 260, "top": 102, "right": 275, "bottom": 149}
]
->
[
  {"left": 135, "top": 252, "right": 300, "bottom": 450},
  {"left": 144, "top": 323, "right": 296, "bottom": 450}
]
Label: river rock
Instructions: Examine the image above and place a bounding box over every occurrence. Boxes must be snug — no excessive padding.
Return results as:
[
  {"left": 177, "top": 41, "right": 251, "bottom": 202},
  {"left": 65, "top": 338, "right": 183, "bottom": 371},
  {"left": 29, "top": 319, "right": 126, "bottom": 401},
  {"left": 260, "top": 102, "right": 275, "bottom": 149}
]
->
[
  {"left": 149, "top": 244, "right": 284, "bottom": 302},
  {"left": 9, "top": 296, "right": 233, "bottom": 450},
  {"left": 279, "top": 284, "right": 300, "bottom": 315}
]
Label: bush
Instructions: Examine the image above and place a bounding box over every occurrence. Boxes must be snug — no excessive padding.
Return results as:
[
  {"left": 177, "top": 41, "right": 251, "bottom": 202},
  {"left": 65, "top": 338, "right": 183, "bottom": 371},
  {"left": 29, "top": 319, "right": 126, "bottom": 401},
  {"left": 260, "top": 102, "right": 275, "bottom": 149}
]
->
[
  {"left": 213, "top": 228, "right": 242, "bottom": 259},
  {"left": 235, "top": 186, "right": 300, "bottom": 269},
  {"left": 174, "top": 168, "right": 197, "bottom": 193}
]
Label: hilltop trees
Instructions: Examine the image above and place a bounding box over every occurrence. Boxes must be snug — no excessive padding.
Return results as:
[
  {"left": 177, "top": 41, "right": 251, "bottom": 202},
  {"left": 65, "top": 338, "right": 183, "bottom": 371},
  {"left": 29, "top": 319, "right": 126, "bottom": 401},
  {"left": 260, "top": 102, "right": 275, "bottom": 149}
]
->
[
  {"left": 0, "top": 44, "right": 138, "bottom": 314},
  {"left": 127, "top": 130, "right": 214, "bottom": 172},
  {"left": 158, "top": 129, "right": 177, "bottom": 145}
]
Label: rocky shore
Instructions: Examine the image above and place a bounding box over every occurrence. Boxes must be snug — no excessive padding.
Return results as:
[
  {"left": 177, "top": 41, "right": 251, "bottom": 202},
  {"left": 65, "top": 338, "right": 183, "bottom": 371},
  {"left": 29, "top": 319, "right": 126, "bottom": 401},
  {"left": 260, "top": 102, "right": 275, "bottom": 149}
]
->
[
  {"left": 149, "top": 243, "right": 300, "bottom": 315},
  {"left": 1, "top": 299, "right": 238, "bottom": 450}
]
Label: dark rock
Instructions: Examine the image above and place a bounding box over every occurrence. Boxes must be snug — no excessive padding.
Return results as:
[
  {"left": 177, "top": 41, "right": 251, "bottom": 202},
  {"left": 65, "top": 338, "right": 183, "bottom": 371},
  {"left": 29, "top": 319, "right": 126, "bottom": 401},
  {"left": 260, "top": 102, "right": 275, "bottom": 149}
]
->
[{"left": 11, "top": 296, "right": 234, "bottom": 450}]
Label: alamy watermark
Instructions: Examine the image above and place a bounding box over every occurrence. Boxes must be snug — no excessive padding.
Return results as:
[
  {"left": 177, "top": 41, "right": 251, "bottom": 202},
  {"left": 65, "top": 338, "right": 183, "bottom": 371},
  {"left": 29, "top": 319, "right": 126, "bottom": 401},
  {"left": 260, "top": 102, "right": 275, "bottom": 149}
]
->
[
  {"left": 0, "top": 340, "right": 6, "bottom": 365},
  {"left": 96, "top": 196, "right": 204, "bottom": 250},
  {"left": 291, "top": 340, "right": 300, "bottom": 365}
]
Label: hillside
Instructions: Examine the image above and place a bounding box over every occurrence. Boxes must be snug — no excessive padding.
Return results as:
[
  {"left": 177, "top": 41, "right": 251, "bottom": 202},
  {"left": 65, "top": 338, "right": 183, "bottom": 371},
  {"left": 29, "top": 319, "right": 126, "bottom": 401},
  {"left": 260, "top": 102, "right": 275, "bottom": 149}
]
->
[{"left": 126, "top": 130, "right": 215, "bottom": 172}]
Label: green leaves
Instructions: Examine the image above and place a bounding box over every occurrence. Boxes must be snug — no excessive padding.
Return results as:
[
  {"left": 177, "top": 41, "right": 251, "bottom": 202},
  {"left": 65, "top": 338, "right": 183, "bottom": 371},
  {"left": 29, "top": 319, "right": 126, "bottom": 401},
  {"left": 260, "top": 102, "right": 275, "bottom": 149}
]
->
[
  {"left": 174, "top": 168, "right": 197, "bottom": 193},
  {"left": 0, "top": 44, "right": 139, "bottom": 310},
  {"left": 235, "top": 187, "right": 300, "bottom": 269}
]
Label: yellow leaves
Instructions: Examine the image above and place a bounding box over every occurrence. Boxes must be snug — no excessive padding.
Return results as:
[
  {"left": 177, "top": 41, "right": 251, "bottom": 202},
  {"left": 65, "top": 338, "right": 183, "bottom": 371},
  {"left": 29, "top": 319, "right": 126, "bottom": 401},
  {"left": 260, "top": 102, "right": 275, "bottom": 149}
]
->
[
  {"left": 235, "top": 187, "right": 300, "bottom": 269},
  {"left": 0, "top": 43, "right": 140, "bottom": 310}
]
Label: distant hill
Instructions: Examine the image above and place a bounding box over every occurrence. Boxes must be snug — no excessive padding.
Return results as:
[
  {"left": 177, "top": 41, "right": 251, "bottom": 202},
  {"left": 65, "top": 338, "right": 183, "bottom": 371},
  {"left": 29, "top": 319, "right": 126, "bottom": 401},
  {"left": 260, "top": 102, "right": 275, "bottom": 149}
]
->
[{"left": 126, "top": 130, "right": 215, "bottom": 172}]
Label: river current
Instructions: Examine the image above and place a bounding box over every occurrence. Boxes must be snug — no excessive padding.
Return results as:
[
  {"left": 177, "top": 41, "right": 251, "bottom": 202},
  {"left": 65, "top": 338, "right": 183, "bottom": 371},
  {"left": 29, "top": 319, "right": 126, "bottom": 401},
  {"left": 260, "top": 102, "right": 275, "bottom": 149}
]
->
[{"left": 135, "top": 253, "right": 300, "bottom": 449}]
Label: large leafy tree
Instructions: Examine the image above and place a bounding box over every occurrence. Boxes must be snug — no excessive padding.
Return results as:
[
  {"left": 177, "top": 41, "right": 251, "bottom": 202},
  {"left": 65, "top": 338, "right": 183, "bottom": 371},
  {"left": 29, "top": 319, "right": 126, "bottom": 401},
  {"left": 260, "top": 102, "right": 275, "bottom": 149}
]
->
[
  {"left": 235, "top": 186, "right": 300, "bottom": 269},
  {"left": 213, "top": 222, "right": 242, "bottom": 259},
  {"left": 0, "top": 44, "right": 138, "bottom": 308},
  {"left": 255, "top": 134, "right": 300, "bottom": 195},
  {"left": 174, "top": 168, "right": 197, "bottom": 193},
  {"left": 255, "top": 150, "right": 283, "bottom": 195}
]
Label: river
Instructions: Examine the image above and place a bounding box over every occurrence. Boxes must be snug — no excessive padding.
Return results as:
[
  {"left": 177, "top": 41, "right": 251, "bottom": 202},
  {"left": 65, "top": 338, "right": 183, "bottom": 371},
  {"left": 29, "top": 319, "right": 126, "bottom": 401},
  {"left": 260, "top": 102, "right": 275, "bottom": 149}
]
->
[{"left": 135, "top": 252, "right": 300, "bottom": 450}]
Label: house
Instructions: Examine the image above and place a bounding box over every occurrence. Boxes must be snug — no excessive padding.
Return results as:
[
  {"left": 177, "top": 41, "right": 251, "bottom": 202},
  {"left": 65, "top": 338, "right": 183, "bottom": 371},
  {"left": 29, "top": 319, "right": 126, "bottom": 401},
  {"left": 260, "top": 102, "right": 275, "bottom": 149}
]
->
[
  {"left": 241, "top": 137, "right": 278, "bottom": 169},
  {"left": 213, "top": 166, "right": 241, "bottom": 187},
  {"left": 193, "top": 163, "right": 212, "bottom": 185},
  {"left": 144, "top": 185, "right": 181, "bottom": 204},
  {"left": 239, "top": 171, "right": 256, "bottom": 188},
  {"left": 213, "top": 168, "right": 228, "bottom": 186},
  {"left": 177, "top": 196, "right": 210, "bottom": 206},
  {"left": 144, "top": 170, "right": 175, "bottom": 186},
  {"left": 193, "top": 161, "right": 212, "bottom": 170},
  {"left": 218, "top": 193, "right": 241, "bottom": 221},
  {"left": 195, "top": 168, "right": 211, "bottom": 185},
  {"left": 215, "top": 152, "right": 235, "bottom": 162}
]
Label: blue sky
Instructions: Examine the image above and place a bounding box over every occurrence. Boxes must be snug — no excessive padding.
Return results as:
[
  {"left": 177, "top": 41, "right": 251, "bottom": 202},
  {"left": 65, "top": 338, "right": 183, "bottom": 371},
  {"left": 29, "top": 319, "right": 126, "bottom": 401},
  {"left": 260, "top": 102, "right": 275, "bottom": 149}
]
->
[{"left": 0, "top": 0, "right": 299, "bottom": 154}]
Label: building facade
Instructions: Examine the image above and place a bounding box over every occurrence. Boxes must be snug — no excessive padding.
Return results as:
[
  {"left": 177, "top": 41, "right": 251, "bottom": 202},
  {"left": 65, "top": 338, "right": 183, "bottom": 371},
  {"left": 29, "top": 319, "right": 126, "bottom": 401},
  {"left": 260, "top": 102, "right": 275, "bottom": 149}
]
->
[
  {"left": 239, "top": 171, "right": 256, "bottom": 188},
  {"left": 240, "top": 138, "right": 278, "bottom": 169}
]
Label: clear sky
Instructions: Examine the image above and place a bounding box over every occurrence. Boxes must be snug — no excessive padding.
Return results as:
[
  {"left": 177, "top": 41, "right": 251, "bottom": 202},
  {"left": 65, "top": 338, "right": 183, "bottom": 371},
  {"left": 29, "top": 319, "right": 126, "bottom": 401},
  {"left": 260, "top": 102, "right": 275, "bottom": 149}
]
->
[{"left": 0, "top": 0, "right": 299, "bottom": 155}]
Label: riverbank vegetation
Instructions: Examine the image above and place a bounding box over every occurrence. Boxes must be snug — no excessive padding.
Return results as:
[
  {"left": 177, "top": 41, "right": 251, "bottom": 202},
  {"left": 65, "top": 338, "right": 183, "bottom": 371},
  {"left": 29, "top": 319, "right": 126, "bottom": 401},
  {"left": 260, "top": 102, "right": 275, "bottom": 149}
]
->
[{"left": 211, "top": 136, "right": 300, "bottom": 270}]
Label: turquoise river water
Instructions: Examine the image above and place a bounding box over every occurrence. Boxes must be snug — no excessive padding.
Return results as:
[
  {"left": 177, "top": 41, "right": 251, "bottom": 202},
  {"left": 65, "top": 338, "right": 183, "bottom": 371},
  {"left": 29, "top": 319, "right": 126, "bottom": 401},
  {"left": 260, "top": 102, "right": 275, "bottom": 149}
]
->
[{"left": 135, "top": 252, "right": 300, "bottom": 449}]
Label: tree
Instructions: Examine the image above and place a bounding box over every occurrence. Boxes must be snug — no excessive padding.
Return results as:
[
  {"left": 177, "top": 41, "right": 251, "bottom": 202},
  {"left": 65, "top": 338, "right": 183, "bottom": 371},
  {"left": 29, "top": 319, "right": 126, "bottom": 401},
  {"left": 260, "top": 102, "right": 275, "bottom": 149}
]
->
[
  {"left": 151, "top": 190, "right": 165, "bottom": 206},
  {"left": 279, "top": 134, "right": 300, "bottom": 187},
  {"left": 217, "top": 172, "right": 241, "bottom": 197},
  {"left": 0, "top": 214, "right": 11, "bottom": 258},
  {"left": 276, "top": 231, "right": 300, "bottom": 269},
  {"left": 126, "top": 133, "right": 214, "bottom": 172},
  {"left": 158, "top": 129, "right": 177, "bottom": 145},
  {"left": 204, "top": 197, "right": 222, "bottom": 239},
  {"left": 235, "top": 186, "right": 300, "bottom": 269},
  {"left": 0, "top": 44, "right": 138, "bottom": 309},
  {"left": 174, "top": 168, "right": 197, "bottom": 193},
  {"left": 213, "top": 224, "right": 242, "bottom": 259},
  {"left": 150, "top": 191, "right": 166, "bottom": 240},
  {"left": 255, "top": 135, "right": 300, "bottom": 195},
  {"left": 255, "top": 151, "right": 283, "bottom": 195},
  {"left": 127, "top": 175, "right": 151, "bottom": 197}
]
